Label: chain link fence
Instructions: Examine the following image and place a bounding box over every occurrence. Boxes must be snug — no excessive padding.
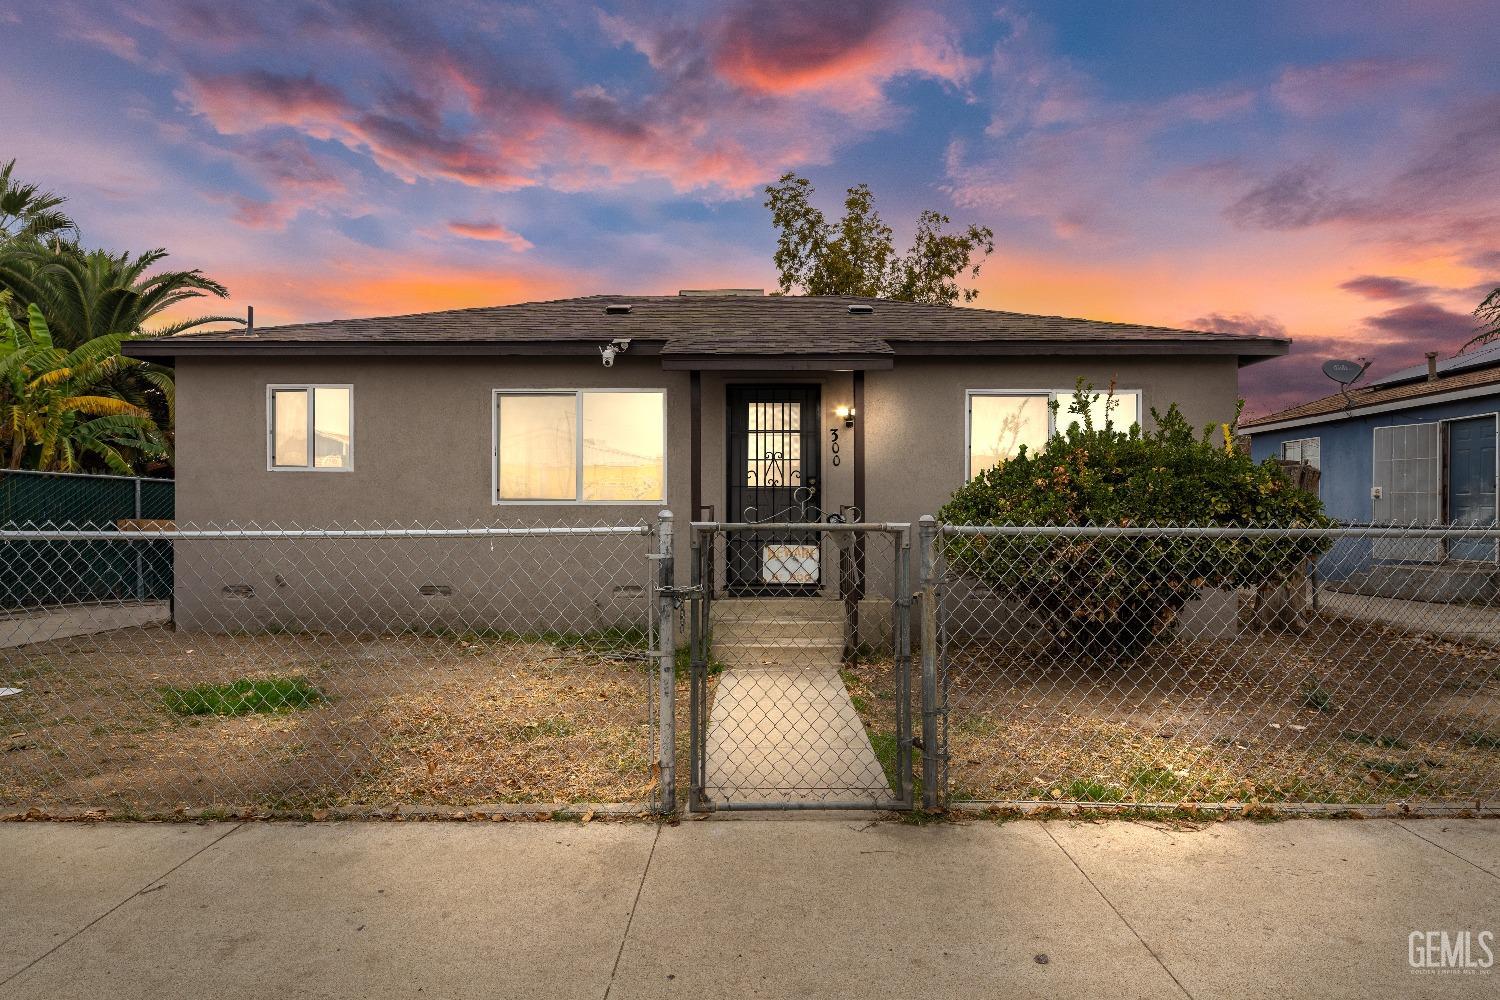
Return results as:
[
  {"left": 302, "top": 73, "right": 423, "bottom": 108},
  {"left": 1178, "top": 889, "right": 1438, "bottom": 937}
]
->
[
  {"left": 925, "top": 522, "right": 1500, "bottom": 812},
  {"left": 6, "top": 506, "right": 1499, "bottom": 818},
  {"left": 1, "top": 518, "right": 669, "bottom": 817},
  {"left": 687, "top": 523, "right": 912, "bottom": 811}
]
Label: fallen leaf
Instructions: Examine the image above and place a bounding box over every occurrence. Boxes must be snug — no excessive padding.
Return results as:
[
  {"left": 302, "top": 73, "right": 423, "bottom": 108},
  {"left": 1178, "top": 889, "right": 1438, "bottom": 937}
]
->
[{"left": 581, "top": 809, "right": 595, "bottom": 824}]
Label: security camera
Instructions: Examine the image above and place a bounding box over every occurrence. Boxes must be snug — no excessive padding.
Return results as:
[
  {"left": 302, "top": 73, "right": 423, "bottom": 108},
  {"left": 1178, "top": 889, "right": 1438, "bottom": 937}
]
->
[{"left": 600, "top": 338, "right": 631, "bottom": 367}]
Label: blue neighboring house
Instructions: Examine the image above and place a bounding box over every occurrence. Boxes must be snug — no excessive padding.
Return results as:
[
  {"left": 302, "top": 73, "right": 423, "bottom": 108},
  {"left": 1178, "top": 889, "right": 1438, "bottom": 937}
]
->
[{"left": 1243, "top": 345, "right": 1500, "bottom": 584}]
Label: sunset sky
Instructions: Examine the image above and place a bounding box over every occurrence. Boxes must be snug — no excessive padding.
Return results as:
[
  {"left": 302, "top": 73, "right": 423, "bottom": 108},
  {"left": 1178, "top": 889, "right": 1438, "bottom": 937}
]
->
[{"left": 5, "top": 0, "right": 1498, "bottom": 415}]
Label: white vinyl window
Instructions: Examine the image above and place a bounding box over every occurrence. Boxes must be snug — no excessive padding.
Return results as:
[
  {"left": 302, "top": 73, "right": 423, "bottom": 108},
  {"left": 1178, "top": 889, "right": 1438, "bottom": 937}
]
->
[
  {"left": 966, "top": 388, "right": 1142, "bottom": 478},
  {"left": 494, "top": 389, "right": 666, "bottom": 503},
  {"left": 1281, "top": 437, "right": 1321, "bottom": 469},
  {"left": 267, "top": 385, "right": 352, "bottom": 471}
]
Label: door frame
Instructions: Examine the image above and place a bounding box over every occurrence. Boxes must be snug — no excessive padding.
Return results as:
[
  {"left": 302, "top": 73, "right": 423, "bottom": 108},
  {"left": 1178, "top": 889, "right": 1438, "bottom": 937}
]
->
[{"left": 723, "top": 383, "right": 823, "bottom": 594}]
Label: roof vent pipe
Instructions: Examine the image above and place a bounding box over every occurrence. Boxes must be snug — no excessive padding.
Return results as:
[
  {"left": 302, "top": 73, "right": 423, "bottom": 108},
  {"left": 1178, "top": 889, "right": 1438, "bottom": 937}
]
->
[{"left": 1426, "top": 351, "right": 1439, "bottom": 381}]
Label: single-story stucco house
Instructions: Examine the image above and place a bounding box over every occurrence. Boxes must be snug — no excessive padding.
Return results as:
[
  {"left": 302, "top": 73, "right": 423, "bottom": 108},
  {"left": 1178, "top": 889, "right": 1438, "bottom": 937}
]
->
[
  {"left": 125, "top": 290, "right": 1286, "bottom": 628},
  {"left": 1243, "top": 343, "right": 1500, "bottom": 597}
]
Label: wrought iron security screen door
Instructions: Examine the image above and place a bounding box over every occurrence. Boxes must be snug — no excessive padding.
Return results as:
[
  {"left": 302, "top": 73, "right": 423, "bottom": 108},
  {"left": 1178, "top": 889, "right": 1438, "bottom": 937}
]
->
[{"left": 726, "top": 385, "right": 822, "bottom": 592}]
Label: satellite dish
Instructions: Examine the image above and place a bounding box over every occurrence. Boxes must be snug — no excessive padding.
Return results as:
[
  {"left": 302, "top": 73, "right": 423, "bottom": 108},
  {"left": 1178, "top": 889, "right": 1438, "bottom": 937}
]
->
[{"left": 1322, "top": 359, "right": 1368, "bottom": 386}]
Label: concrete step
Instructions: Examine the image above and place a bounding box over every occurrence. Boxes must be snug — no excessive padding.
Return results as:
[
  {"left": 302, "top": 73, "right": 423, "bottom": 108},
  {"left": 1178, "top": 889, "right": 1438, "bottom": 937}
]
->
[
  {"left": 713, "top": 598, "right": 843, "bottom": 621},
  {"left": 714, "top": 618, "right": 843, "bottom": 644},
  {"left": 715, "top": 640, "right": 844, "bottom": 670}
]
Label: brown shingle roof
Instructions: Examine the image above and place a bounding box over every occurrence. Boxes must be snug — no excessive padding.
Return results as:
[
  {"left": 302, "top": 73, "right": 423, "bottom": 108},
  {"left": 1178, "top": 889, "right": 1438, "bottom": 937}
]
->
[
  {"left": 1242, "top": 363, "right": 1500, "bottom": 429},
  {"left": 659, "top": 332, "right": 895, "bottom": 355},
  {"left": 126, "top": 294, "right": 1288, "bottom": 361}
]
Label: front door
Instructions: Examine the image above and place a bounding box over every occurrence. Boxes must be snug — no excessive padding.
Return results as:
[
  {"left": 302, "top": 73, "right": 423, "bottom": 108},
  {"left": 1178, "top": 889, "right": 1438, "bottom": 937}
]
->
[
  {"left": 725, "top": 385, "right": 822, "bottom": 592},
  {"left": 1447, "top": 416, "right": 1498, "bottom": 561}
]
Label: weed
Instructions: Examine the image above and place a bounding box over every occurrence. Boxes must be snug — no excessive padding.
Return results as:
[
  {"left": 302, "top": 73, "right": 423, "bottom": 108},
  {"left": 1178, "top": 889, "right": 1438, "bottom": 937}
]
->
[
  {"left": 1340, "top": 730, "right": 1410, "bottom": 751},
  {"left": 1130, "top": 765, "right": 1188, "bottom": 797},
  {"left": 162, "top": 677, "right": 324, "bottom": 717},
  {"left": 1459, "top": 730, "right": 1500, "bottom": 751},
  {"left": 1301, "top": 675, "right": 1335, "bottom": 713},
  {"left": 515, "top": 717, "right": 575, "bottom": 741}
]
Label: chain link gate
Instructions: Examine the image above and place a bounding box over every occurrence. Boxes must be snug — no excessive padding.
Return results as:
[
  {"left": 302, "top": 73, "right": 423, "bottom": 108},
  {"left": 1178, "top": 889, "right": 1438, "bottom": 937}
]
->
[{"left": 686, "top": 521, "right": 914, "bottom": 811}]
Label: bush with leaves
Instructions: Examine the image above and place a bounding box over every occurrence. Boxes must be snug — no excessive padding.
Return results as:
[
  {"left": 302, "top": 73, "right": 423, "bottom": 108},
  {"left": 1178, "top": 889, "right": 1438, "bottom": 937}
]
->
[{"left": 938, "top": 386, "right": 1331, "bottom": 656}]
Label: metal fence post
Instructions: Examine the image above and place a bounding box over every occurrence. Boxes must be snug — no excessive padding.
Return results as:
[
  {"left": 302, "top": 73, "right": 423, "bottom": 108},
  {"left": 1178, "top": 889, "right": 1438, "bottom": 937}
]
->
[
  {"left": 894, "top": 524, "right": 913, "bottom": 806},
  {"left": 655, "top": 510, "right": 677, "bottom": 813},
  {"left": 917, "top": 515, "right": 941, "bottom": 810},
  {"left": 133, "top": 476, "right": 145, "bottom": 602}
]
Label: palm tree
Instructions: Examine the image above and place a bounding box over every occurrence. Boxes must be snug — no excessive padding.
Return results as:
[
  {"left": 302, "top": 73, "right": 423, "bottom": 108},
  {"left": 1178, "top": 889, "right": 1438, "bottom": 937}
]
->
[
  {"left": 0, "top": 243, "right": 242, "bottom": 348},
  {"left": 0, "top": 300, "right": 171, "bottom": 473},
  {"left": 0, "top": 159, "right": 76, "bottom": 246}
]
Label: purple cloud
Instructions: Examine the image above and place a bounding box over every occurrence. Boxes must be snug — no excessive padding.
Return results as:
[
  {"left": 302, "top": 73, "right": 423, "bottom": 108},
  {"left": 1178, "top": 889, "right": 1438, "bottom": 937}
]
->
[
  {"left": 1187, "top": 312, "right": 1289, "bottom": 339},
  {"left": 1271, "top": 57, "right": 1441, "bottom": 117},
  {"left": 1224, "top": 163, "right": 1364, "bottom": 230},
  {"left": 1364, "top": 301, "right": 1477, "bottom": 346},
  {"left": 1338, "top": 275, "right": 1436, "bottom": 300}
]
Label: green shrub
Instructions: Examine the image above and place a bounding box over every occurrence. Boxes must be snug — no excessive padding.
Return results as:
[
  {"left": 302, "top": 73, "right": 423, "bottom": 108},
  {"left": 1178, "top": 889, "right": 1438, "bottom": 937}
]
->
[{"left": 939, "top": 384, "right": 1330, "bottom": 656}]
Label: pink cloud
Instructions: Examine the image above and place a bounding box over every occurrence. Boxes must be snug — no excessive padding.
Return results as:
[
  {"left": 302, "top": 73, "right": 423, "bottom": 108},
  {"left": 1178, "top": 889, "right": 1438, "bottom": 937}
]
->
[
  {"left": 709, "top": 0, "right": 975, "bottom": 102},
  {"left": 183, "top": 70, "right": 347, "bottom": 133},
  {"left": 1271, "top": 57, "right": 1442, "bottom": 117},
  {"left": 228, "top": 195, "right": 296, "bottom": 229},
  {"left": 445, "top": 220, "right": 533, "bottom": 251}
]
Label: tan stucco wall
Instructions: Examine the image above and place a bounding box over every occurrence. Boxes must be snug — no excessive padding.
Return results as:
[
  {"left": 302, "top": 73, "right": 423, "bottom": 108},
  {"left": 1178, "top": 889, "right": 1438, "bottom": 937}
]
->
[
  {"left": 176, "top": 355, "right": 691, "bottom": 526},
  {"left": 864, "top": 356, "right": 1241, "bottom": 525},
  {"left": 178, "top": 352, "right": 1238, "bottom": 528},
  {"left": 171, "top": 352, "right": 1240, "bottom": 628}
]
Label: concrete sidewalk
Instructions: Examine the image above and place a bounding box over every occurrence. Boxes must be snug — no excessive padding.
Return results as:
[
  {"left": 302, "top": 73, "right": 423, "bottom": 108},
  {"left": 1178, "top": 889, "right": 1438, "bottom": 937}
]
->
[{"left": 1, "top": 817, "right": 1496, "bottom": 1000}]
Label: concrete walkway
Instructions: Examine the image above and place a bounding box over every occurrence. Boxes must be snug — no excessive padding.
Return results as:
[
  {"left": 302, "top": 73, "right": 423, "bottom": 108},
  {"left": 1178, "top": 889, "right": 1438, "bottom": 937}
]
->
[
  {"left": 705, "top": 598, "right": 890, "bottom": 805},
  {"left": 1318, "top": 589, "right": 1500, "bottom": 648},
  {"left": 0, "top": 601, "right": 169, "bottom": 650},
  {"left": 2, "top": 817, "right": 1495, "bottom": 999}
]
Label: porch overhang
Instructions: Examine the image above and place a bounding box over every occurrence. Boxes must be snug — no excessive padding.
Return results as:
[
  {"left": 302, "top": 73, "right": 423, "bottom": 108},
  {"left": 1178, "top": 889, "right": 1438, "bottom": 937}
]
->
[{"left": 660, "top": 354, "right": 894, "bottom": 371}]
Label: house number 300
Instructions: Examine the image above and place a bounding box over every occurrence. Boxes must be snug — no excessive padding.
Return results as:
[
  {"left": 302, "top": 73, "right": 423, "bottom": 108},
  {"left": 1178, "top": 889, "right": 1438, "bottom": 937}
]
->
[{"left": 829, "top": 428, "right": 841, "bottom": 467}]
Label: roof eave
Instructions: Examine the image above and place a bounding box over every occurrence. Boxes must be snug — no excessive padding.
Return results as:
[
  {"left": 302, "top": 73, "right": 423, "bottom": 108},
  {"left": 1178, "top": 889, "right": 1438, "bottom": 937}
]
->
[
  {"left": 123, "top": 339, "right": 669, "bottom": 360},
  {"left": 660, "top": 354, "right": 894, "bottom": 371},
  {"left": 125, "top": 335, "right": 1289, "bottom": 365},
  {"left": 887, "top": 338, "right": 1289, "bottom": 361},
  {"left": 1243, "top": 380, "right": 1500, "bottom": 434}
]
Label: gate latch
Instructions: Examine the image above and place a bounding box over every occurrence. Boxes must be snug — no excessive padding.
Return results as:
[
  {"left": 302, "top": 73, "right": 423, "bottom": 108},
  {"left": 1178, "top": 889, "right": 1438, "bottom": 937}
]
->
[{"left": 658, "top": 585, "right": 701, "bottom": 607}]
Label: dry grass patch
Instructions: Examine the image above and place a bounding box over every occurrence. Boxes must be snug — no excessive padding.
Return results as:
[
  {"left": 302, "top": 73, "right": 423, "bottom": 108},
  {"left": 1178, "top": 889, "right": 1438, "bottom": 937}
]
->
[
  {"left": 940, "top": 612, "right": 1500, "bottom": 806},
  {"left": 1, "top": 625, "right": 657, "bottom": 813}
]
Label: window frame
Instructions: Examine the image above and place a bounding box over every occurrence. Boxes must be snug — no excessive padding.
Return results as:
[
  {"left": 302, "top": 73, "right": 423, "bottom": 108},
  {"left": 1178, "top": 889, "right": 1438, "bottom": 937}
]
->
[
  {"left": 491, "top": 387, "right": 668, "bottom": 505},
  {"left": 964, "top": 387, "right": 1144, "bottom": 480},
  {"left": 265, "top": 383, "right": 354, "bottom": 473},
  {"left": 1281, "top": 436, "right": 1321, "bottom": 468}
]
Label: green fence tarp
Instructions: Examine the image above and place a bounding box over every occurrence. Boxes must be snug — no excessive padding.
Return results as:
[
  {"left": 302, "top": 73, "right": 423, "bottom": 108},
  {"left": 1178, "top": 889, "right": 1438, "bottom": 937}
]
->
[{"left": 0, "top": 471, "right": 175, "bottom": 610}]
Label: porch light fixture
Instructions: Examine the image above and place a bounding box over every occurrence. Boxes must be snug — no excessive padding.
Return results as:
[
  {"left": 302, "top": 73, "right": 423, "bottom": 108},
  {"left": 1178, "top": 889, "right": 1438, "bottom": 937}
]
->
[{"left": 835, "top": 405, "right": 856, "bottom": 427}]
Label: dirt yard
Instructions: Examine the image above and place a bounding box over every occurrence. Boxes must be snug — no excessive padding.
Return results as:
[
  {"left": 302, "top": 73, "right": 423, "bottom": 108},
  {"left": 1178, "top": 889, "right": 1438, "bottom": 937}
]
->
[
  {"left": 1, "top": 626, "right": 662, "bottom": 814},
  {"left": 934, "top": 610, "right": 1500, "bottom": 806}
]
